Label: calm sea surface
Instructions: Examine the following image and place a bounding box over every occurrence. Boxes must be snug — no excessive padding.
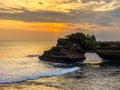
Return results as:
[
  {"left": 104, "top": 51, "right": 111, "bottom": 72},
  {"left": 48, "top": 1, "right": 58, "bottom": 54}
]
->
[
  {"left": 0, "top": 40, "right": 56, "bottom": 58},
  {"left": 0, "top": 41, "right": 119, "bottom": 90}
]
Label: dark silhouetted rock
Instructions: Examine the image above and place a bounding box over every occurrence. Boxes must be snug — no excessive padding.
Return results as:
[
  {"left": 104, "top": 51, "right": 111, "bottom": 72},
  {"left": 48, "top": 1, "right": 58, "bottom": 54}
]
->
[
  {"left": 39, "top": 32, "right": 120, "bottom": 64},
  {"left": 39, "top": 35, "right": 87, "bottom": 63},
  {"left": 39, "top": 39, "right": 86, "bottom": 63},
  {"left": 96, "top": 50, "right": 120, "bottom": 60}
]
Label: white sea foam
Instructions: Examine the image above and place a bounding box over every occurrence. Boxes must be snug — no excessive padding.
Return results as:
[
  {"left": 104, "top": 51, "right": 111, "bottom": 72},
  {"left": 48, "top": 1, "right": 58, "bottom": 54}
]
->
[{"left": 0, "top": 57, "right": 79, "bottom": 84}]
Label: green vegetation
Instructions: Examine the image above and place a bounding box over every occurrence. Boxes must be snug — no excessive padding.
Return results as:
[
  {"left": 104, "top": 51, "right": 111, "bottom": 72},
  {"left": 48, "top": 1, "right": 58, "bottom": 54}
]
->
[{"left": 66, "top": 32, "right": 97, "bottom": 50}]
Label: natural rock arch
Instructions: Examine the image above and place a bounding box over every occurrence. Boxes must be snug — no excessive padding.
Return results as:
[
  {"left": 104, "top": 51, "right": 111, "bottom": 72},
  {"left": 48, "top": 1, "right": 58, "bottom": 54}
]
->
[{"left": 39, "top": 32, "right": 120, "bottom": 64}]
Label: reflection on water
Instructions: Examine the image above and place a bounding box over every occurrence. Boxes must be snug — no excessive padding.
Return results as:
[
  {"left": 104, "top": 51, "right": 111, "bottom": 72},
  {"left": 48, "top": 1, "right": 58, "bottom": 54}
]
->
[{"left": 0, "top": 41, "right": 56, "bottom": 58}]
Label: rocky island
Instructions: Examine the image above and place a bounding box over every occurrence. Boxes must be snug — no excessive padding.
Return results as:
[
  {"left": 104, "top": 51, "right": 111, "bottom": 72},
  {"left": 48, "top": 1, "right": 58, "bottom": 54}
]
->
[
  {"left": 39, "top": 33, "right": 97, "bottom": 63},
  {"left": 39, "top": 32, "right": 120, "bottom": 64}
]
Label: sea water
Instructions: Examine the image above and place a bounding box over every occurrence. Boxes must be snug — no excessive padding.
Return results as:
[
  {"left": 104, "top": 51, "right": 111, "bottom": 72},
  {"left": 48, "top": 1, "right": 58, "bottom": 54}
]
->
[
  {"left": 0, "top": 41, "right": 79, "bottom": 84},
  {"left": 0, "top": 41, "right": 119, "bottom": 90}
]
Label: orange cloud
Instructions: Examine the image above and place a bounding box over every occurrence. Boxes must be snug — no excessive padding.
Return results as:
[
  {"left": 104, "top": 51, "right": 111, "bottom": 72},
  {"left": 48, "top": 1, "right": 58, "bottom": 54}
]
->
[
  {"left": 0, "top": 20, "right": 69, "bottom": 33},
  {"left": 0, "top": 20, "right": 95, "bottom": 33}
]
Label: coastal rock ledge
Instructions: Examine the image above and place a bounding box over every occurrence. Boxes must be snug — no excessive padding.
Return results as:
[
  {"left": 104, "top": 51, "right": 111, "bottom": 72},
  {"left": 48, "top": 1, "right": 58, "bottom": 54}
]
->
[
  {"left": 39, "top": 33, "right": 97, "bottom": 63},
  {"left": 39, "top": 32, "right": 120, "bottom": 64}
]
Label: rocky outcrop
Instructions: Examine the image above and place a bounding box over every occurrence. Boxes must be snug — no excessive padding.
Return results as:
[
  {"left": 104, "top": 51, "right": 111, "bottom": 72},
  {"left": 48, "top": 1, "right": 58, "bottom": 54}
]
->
[
  {"left": 39, "top": 38, "right": 86, "bottom": 63},
  {"left": 39, "top": 32, "right": 120, "bottom": 64},
  {"left": 97, "top": 50, "right": 120, "bottom": 66},
  {"left": 96, "top": 42, "right": 120, "bottom": 65},
  {"left": 96, "top": 50, "right": 120, "bottom": 60}
]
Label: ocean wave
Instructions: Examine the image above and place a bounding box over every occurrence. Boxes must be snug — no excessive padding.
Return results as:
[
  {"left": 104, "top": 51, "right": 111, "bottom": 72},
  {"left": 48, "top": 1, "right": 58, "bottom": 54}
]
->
[{"left": 0, "top": 57, "right": 79, "bottom": 84}]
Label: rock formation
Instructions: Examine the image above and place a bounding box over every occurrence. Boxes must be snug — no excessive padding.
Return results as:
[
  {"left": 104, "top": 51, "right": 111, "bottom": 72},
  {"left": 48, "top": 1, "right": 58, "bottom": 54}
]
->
[
  {"left": 39, "top": 32, "right": 120, "bottom": 64},
  {"left": 96, "top": 42, "right": 120, "bottom": 60},
  {"left": 39, "top": 38, "right": 85, "bottom": 63},
  {"left": 96, "top": 42, "right": 120, "bottom": 65},
  {"left": 97, "top": 50, "right": 120, "bottom": 60},
  {"left": 39, "top": 33, "right": 97, "bottom": 63}
]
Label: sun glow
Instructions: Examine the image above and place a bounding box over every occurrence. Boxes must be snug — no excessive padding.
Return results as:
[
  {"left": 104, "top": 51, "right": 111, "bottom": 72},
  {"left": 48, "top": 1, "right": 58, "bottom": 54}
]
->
[
  {"left": 0, "top": 20, "right": 69, "bottom": 33},
  {"left": 0, "top": 20, "right": 94, "bottom": 33}
]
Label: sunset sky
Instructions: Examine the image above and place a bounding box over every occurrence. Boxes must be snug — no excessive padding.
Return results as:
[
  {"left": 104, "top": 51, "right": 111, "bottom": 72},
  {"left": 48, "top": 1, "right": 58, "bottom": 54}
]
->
[{"left": 0, "top": 0, "right": 120, "bottom": 40}]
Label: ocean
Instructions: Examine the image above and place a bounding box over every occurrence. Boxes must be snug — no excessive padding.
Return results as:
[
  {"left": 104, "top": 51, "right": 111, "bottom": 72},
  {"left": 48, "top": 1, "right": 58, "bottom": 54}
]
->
[{"left": 0, "top": 41, "right": 120, "bottom": 90}]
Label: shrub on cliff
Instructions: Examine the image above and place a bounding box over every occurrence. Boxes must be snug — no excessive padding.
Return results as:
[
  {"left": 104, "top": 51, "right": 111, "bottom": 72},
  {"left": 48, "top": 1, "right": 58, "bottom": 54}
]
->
[{"left": 66, "top": 32, "right": 97, "bottom": 50}]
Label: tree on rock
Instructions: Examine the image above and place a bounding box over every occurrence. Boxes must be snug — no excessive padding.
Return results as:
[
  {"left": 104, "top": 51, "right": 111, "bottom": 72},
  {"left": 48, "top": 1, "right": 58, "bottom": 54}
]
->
[{"left": 65, "top": 32, "right": 97, "bottom": 50}]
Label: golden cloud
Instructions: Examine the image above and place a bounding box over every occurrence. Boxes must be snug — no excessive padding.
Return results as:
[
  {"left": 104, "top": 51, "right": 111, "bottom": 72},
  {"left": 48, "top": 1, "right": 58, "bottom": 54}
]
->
[{"left": 0, "top": 0, "right": 119, "bottom": 13}]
